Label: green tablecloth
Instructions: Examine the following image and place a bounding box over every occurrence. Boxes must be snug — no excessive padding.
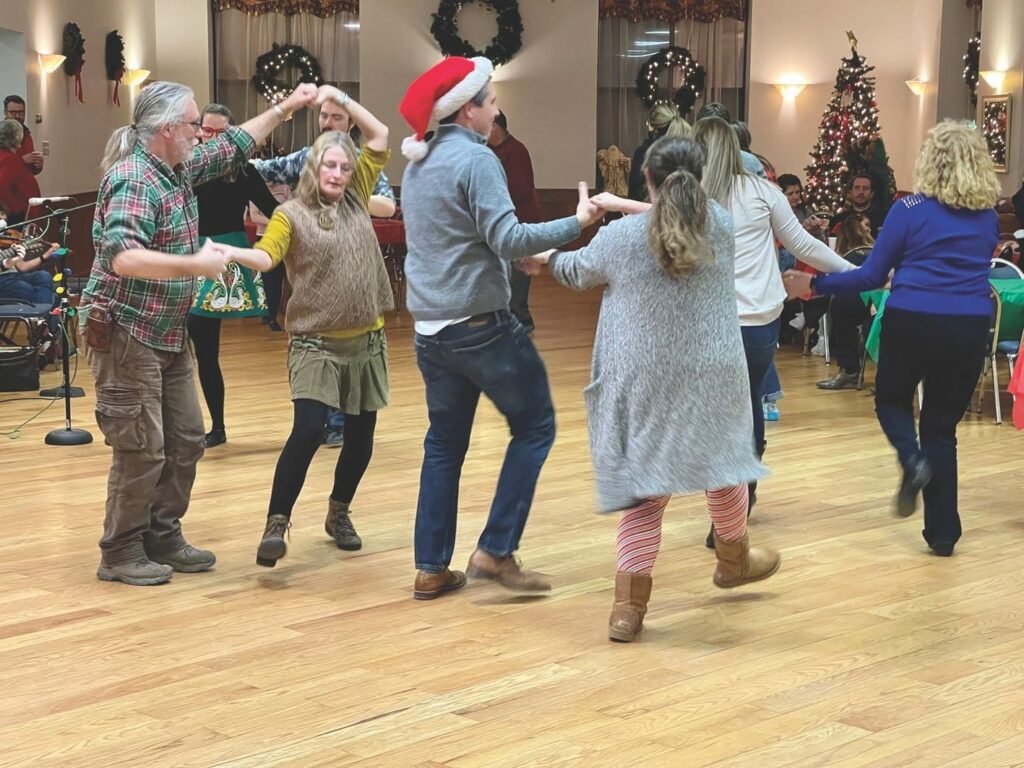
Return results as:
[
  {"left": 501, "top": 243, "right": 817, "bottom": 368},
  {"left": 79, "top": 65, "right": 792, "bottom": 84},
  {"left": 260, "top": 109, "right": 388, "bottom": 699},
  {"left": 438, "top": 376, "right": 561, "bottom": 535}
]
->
[{"left": 862, "top": 279, "right": 1024, "bottom": 362}]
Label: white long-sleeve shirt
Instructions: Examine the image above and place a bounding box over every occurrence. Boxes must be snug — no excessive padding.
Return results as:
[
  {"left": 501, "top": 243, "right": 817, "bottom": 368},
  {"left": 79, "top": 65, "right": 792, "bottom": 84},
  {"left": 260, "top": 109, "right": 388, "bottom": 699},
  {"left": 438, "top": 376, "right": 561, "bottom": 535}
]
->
[{"left": 729, "top": 175, "right": 855, "bottom": 325}]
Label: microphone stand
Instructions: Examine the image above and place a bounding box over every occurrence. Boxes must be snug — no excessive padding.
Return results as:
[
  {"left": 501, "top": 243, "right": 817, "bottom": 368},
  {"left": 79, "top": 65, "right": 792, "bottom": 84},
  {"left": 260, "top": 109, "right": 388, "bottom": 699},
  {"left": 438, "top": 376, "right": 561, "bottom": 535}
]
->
[{"left": 32, "top": 204, "right": 93, "bottom": 446}]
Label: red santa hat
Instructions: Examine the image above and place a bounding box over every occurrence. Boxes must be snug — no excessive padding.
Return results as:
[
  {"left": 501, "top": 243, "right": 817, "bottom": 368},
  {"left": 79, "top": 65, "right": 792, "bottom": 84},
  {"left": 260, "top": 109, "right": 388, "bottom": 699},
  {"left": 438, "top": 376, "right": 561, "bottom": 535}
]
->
[{"left": 399, "top": 56, "right": 493, "bottom": 161}]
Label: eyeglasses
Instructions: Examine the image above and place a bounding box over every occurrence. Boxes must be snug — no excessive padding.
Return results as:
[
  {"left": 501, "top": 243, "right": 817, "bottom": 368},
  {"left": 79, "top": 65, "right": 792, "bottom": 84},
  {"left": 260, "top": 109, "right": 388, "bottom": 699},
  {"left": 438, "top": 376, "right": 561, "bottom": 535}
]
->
[
  {"left": 201, "top": 126, "right": 227, "bottom": 138},
  {"left": 5, "top": 109, "right": 25, "bottom": 118},
  {"left": 176, "top": 119, "right": 203, "bottom": 131}
]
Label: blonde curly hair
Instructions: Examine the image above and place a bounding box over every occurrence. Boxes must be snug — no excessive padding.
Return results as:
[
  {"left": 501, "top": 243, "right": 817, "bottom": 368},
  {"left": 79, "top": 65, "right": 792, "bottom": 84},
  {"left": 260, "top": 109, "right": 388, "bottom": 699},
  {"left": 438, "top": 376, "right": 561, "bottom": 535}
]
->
[{"left": 914, "top": 120, "right": 1000, "bottom": 210}]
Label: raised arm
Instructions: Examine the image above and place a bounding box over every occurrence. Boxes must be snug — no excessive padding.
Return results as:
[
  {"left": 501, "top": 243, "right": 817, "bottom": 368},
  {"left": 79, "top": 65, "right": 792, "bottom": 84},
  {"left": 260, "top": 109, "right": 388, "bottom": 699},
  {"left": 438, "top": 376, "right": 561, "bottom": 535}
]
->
[{"left": 318, "top": 86, "right": 388, "bottom": 153}]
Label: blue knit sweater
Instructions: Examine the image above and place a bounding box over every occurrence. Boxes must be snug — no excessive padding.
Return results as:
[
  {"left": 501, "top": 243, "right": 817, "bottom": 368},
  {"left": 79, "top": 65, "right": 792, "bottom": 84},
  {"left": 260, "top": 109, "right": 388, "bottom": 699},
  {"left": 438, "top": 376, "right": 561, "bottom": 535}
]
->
[{"left": 815, "top": 194, "right": 998, "bottom": 316}]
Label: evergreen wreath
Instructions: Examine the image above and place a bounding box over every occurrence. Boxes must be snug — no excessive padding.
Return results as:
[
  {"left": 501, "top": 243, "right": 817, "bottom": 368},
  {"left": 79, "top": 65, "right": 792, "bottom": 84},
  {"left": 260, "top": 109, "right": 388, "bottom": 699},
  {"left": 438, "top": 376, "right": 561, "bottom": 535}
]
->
[
  {"left": 636, "top": 46, "right": 706, "bottom": 114},
  {"left": 963, "top": 32, "right": 981, "bottom": 109},
  {"left": 430, "top": 0, "right": 523, "bottom": 67},
  {"left": 105, "top": 31, "right": 126, "bottom": 82},
  {"left": 61, "top": 23, "right": 85, "bottom": 77},
  {"left": 252, "top": 44, "right": 323, "bottom": 104}
]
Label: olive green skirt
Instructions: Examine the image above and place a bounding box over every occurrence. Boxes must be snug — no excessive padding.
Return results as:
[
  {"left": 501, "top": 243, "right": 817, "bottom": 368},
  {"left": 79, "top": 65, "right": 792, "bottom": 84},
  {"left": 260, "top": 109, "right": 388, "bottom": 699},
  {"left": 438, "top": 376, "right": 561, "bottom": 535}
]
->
[{"left": 287, "top": 329, "right": 388, "bottom": 414}]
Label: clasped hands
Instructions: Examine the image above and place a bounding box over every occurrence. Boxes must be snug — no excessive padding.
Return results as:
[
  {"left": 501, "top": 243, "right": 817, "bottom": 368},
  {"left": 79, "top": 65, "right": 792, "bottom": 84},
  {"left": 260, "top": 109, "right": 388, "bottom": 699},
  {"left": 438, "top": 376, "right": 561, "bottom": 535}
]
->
[
  {"left": 518, "top": 183, "right": 612, "bottom": 275},
  {"left": 275, "top": 83, "right": 351, "bottom": 118},
  {"left": 192, "top": 240, "right": 265, "bottom": 278}
]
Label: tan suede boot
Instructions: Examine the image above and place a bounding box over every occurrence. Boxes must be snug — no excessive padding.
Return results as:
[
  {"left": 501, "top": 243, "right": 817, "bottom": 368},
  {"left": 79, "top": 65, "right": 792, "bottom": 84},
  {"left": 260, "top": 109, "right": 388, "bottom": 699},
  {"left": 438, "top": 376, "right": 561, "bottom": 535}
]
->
[
  {"left": 712, "top": 533, "right": 781, "bottom": 588},
  {"left": 608, "top": 571, "right": 653, "bottom": 642}
]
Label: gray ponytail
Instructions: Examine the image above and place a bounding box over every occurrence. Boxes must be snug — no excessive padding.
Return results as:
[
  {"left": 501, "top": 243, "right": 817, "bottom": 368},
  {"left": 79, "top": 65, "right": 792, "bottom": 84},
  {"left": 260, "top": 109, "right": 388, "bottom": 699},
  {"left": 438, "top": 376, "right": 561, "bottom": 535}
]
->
[{"left": 100, "top": 81, "right": 194, "bottom": 173}]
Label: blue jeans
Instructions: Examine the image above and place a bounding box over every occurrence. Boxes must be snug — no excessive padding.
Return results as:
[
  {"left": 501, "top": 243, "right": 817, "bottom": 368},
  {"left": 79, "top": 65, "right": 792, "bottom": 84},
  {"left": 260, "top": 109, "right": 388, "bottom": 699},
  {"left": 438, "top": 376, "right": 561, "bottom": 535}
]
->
[
  {"left": 741, "top": 319, "right": 781, "bottom": 456},
  {"left": 0, "top": 271, "right": 55, "bottom": 305},
  {"left": 325, "top": 408, "right": 345, "bottom": 433},
  {"left": 413, "top": 312, "right": 555, "bottom": 572},
  {"left": 763, "top": 360, "right": 782, "bottom": 403}
]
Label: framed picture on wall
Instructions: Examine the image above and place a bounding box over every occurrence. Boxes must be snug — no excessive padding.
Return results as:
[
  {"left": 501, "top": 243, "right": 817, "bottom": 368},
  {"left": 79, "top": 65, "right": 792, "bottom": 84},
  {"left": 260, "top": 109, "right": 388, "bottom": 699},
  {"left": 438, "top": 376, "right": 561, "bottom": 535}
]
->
[{"left": 982, "top": 94, "right": 1011, "bottom": 172}]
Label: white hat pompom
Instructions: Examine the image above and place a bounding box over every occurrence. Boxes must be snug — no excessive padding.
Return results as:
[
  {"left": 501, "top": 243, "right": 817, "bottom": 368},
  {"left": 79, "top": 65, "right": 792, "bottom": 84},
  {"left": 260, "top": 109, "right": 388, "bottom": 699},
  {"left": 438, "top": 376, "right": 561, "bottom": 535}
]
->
[{"left": 402, "top": 135, "right": 430, "bottom": 162}]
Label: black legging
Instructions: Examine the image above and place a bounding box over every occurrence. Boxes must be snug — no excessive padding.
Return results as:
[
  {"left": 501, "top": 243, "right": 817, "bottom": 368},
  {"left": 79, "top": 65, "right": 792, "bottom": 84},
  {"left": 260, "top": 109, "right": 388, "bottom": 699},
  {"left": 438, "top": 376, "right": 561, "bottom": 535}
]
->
[
  {"left": 268, "top": 399, "right": 377, "bottom": 518},
  {"left": 187, "top": 313, "right": 224, "bottom": 432}
]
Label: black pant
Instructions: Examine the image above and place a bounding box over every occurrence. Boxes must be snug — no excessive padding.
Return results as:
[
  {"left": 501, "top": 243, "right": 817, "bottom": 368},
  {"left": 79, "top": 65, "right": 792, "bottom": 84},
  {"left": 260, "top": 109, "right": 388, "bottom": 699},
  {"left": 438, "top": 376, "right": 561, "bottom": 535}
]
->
[
  {"left": 187, "top": 314, "right": 224, "bottom": 432},
  {"left": 829, "top": 293, "right": 873, "bottom": 374},
  {"left": 874, "top": 307, "right": 989, "bottom": 547},
  {"left": 268, "top": 399, "right": 377, "bottom": 518},
  {"left": 263, "top": 263, "right": 285, "bottom": 322}
]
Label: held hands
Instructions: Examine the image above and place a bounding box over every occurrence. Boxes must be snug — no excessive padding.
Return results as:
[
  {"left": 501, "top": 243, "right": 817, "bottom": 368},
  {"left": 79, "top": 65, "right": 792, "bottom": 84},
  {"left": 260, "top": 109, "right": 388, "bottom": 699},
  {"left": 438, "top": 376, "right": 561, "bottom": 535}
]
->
[
  {"left": 193, "top": 240, "right": 230, "bottom": 279},
  {"left": 588, "top": 192, "right": 630, "bottom": 213},
  {"left": 281, "top": 83, "right": 319, "bottom": 114},
  {"left": 518, "top": 249, "right": 554, "bottom": 276},
  {"left": 782, "top": 270, "right": 813, "bottom": 300},
  {"left": 576, "top": 182, "right": 605, "bottom": 229},
  {"left": 24, "top": 152, "right": 44, "bottom": 171}
]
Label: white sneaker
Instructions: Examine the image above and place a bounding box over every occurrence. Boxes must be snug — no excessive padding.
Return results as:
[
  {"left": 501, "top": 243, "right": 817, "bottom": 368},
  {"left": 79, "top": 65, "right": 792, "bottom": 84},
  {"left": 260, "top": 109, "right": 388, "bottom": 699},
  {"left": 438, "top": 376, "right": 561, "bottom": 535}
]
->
[
  {"left": 789, "top": 313, "right": 806, "bottom": 330},
  {"left": 810, "top": 337, "right": 826, "bottom": 356}
]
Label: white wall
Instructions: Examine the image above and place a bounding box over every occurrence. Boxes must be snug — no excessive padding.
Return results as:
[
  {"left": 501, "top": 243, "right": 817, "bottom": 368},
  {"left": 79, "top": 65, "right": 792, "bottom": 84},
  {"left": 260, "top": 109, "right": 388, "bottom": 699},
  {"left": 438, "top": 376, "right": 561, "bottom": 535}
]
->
[
  {"left": 748, "top": 0, "right": 943, "bottom": 195},
  {"left": 360, "top": 0, "right": 599, "bottom": 189},
  {"left": 154, "top": 0, "right": 213, "bottom": 107}
]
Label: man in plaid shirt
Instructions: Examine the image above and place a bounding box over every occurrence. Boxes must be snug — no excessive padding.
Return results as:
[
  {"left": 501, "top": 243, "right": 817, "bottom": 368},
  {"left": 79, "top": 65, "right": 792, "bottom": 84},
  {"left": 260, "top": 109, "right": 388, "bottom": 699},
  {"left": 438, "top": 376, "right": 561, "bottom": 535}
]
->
[{"left": 82, "top": 80, "right": 317, "bottom": 586}]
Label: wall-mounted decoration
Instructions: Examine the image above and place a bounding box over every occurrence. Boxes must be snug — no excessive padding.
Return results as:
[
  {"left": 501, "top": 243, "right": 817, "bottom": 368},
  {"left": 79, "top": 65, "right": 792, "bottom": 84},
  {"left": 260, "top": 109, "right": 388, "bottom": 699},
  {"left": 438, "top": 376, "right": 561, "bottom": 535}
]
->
[
  {"left": 635, "top": 46, "right": 705, "bottom": 114},
  {"left": 106, "top": 31, "right": 126, "bottom": 106},
  {"left": 252, "top": 44, "right": 323, "bottom": 104},
  {"left": 61, "top": 22, "right": 86, "bottom": 103},
  {"left": 963, "top": 33, "right": 981, "bottom": 109},
  {"left": 982, "top": 94, "right": 1011, "bottom": 172},
  {"left": 431, "top": 0, "right": 523, "bottom": 67}
]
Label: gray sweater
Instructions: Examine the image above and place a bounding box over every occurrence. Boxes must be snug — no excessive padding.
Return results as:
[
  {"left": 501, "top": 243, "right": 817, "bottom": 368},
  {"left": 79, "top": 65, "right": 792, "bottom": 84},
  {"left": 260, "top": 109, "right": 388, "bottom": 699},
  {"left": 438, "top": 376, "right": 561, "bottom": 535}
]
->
[{"left": 401, "top": 124, "right": 581, "bottom": 321}]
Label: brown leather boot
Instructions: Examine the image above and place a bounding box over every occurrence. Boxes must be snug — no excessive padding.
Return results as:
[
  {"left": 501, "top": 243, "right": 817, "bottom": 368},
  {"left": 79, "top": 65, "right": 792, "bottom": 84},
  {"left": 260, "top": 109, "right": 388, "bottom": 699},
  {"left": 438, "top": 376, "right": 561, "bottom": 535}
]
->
[
  {"left": 466, "top": 549, "right": 551, "bottom": 592},
  {"left": 712, "top": 533, "right": 781, "bottom": 588},
  {"left": 608, "top": 571, "right": 653, "bottom": 642},
  {"left": 324, "top": 498, "right": 362, "bottom": 551},
  {"left": 413, "top": 569, "right": 467, "bottom": 600},
  {"left": 256, "top": 514, "right": 291, "bottom": 568}
]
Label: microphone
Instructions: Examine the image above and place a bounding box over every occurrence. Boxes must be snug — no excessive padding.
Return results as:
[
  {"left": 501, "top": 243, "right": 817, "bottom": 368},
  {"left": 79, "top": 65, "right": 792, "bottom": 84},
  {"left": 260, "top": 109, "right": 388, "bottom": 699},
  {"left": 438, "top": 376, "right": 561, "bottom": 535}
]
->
[{"left": 28, "top": 196, "right": 73, "bottom": 207}]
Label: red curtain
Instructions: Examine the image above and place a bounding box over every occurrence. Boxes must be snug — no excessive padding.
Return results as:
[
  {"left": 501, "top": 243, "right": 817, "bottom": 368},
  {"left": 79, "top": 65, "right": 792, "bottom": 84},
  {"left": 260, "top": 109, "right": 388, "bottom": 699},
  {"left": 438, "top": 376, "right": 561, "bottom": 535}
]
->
[
  {"left": 598, "top": 0, "right": 746, "bottom": 23},
  {"left": 214, "top": 0, "right": 357, "bottom": 17}
]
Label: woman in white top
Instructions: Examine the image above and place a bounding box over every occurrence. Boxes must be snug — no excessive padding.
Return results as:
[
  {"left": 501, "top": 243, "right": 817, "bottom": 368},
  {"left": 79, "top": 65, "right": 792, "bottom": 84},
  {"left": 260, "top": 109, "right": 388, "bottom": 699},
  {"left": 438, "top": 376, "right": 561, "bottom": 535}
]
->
[{"left": 691, "top": 117, "right": 854, "bottom": 537}]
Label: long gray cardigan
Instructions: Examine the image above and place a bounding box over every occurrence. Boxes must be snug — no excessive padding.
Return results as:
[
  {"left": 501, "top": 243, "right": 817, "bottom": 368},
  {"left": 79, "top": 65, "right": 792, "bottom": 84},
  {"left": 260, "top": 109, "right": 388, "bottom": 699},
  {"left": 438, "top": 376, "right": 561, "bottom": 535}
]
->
[{"left": 548, "top": 203, "right": 766, "bottom": 512}]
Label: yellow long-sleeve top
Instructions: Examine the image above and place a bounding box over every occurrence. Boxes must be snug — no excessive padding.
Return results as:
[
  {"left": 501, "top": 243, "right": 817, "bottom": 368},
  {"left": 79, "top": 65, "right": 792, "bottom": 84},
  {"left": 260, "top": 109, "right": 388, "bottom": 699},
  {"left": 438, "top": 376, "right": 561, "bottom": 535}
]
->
[{"left": 255, "top": 144, "right": 392, "bottom": 338}]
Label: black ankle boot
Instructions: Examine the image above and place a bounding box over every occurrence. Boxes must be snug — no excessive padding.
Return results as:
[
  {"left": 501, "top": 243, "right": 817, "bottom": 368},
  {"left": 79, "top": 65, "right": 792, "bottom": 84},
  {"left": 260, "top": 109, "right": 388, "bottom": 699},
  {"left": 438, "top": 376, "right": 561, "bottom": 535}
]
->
[
  {"left": 203, "top": 428, "right": 226, "bottom": 448},
  {"left": 894, "top": 456, "right": 932, "bottom": 517}
]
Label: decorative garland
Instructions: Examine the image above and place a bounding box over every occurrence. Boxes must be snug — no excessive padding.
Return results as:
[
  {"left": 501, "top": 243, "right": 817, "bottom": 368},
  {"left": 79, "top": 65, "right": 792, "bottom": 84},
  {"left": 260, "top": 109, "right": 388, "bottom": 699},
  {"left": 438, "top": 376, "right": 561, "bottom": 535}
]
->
[
  {"left": 61, "top": 23, "right": 86, "bottom": 103},
  {"left": 430, "top": 0, "right": 523, "bottom": 67},
  {"left": 636, "top": 46, "right": 706, "bottom": 114},
  {"left": 105, "top": 31, "right": 127, "bottom": 106},
  {"left": 252, "top": 43, "right": 323, "bottom": 104},
  {"left": 963, "top": 32, "right": 981, "bottom": 109}
]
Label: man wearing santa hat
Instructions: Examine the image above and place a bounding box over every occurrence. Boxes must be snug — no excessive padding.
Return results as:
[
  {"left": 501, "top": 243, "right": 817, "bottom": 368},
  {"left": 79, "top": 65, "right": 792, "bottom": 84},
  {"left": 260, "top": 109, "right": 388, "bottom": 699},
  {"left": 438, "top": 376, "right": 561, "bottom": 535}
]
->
[{"left": 399, "top": 56, "right": 604, "bottom": 601}]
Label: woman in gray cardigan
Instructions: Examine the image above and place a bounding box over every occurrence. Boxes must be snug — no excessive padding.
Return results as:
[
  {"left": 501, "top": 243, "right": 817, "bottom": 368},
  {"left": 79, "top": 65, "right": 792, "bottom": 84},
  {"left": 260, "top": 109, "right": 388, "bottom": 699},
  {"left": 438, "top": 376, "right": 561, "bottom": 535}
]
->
[{"left": 526, "top": 137, "right": 780, "bottom": 642}]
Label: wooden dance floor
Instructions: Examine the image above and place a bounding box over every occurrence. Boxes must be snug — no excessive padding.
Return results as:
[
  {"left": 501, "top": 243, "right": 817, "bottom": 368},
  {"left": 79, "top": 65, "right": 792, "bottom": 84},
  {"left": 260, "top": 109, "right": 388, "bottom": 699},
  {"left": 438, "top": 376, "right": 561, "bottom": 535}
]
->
[{"left": 3, "top": 276, "right": 1023, "bottom": 767}]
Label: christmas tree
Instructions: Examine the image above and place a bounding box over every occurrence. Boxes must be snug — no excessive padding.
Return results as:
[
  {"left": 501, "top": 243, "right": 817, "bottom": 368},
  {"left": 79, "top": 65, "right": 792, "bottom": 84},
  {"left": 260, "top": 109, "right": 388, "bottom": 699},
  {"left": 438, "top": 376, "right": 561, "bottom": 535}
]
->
[{"left": 804, "top": 34, "right": 888, "bottom": 213}]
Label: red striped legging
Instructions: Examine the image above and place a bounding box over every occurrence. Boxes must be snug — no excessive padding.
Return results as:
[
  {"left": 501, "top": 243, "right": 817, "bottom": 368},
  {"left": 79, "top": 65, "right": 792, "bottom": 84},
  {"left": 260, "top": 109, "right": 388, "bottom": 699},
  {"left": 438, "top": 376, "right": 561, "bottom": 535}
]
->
[{"left": 616, "top": 485, "right": 749, "bottom": 574}]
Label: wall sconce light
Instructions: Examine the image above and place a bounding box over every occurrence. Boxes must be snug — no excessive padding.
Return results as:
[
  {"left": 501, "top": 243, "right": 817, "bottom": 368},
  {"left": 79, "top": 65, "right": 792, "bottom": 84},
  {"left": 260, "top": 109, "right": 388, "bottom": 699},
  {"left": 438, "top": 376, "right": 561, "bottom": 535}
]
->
[
  {"left": 773, "top": 83, "right": 807, "bottom": 100},
  {"left": 124, "top": 69, "right": 151, "bottom": 87},
  {"left": 905, "top": 79, "right": 928, "bottom": 96},
  {"left": 981, "top": 70, "right": 1006, "bottom": 91},
  {"left": 38, "top": 54, "right": 66, "bottom": 74}
]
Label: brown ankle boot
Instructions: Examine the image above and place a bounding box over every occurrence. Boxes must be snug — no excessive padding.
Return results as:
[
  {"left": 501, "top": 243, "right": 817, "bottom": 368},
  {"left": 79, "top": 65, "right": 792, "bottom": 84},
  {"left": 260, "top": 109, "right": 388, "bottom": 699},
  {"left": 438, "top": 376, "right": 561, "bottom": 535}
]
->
[
  {"left": 608, "top": 571, "right": 653, "bottom": 642},
  {"left": 712, "top": 533, "right": 781, "bottom": 588},
  {"left": 257, "top": 514, "right": 291, "bottom": 568},
  {"left": 324, "top": 498, "right": 362, "bottom": 551}
]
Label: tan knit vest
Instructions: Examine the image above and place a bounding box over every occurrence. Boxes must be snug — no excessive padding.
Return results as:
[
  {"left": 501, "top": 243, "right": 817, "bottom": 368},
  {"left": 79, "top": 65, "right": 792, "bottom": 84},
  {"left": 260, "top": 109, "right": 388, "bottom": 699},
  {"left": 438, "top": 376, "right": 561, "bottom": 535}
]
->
[{"left": 279, "top": 197, "right": 394, "bottom": 334}]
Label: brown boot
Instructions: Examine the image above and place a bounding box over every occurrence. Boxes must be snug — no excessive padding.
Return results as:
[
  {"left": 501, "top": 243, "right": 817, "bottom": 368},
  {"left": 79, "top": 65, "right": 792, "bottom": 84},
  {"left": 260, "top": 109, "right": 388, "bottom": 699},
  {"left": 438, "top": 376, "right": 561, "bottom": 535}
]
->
[
  {"left": 256, "top": 514, "right": 291, "bottom": 568},
  {"left": 413, "top": 568, "right": 467, "bottom": 600},
  {"left": 712, "top": 533, "right": 781, "bottom": 588},
  {"left": 608, "top": 571, "right": 653, "bottom": 642},
  {"left": 466, "top": 549, "right": 551, "bottom": 592},
  {"left": 324, "top": 498, "right": 362, "bottom": 551}
]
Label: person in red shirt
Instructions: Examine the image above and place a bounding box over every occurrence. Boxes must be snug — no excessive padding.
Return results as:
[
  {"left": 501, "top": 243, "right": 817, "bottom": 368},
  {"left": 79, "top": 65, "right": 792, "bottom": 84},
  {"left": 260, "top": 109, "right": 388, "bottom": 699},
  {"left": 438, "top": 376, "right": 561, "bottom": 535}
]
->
[
  {"left": 488, "top": 111, "right": 542, "bottom": 331},
  {"left": 0, "top": 119, "right": 41, "bottom": 224},
  {"left": 3, "top": 96, "right": 44, "bottom": 175}
]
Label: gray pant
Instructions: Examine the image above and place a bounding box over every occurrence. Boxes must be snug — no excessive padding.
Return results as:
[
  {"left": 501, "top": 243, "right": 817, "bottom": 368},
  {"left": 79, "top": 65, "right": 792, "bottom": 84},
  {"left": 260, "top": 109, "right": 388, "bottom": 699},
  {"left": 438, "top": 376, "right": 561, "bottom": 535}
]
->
[{"left": 86, "top": 325, "right": 205, "bottom": 563}]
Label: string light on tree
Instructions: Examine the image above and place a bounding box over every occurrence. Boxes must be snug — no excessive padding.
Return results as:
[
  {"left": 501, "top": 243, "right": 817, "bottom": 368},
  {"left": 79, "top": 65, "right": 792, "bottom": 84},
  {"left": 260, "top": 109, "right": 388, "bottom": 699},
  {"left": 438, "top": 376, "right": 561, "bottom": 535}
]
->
[
  {"left": 963, "top": 33, "right": 981, "bottom": 109},
  {"left": 252, "top": 43, "right": 323, "bottom": 105},
  {"left": 804, "top": 32, "right": 888, "bottom": 212}
]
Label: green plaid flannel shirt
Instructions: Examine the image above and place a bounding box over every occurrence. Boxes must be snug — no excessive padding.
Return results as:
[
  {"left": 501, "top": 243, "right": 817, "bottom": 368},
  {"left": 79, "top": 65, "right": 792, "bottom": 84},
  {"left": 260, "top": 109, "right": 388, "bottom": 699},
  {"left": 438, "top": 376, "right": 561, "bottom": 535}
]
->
[{"left": 83, "top": 128, "right": 255, "bottom": 352}]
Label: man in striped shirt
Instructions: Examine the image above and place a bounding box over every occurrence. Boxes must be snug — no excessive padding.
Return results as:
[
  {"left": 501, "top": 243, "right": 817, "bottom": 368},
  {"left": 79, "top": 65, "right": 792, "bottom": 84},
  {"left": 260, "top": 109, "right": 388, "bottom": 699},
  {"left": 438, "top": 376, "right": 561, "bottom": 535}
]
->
[{"left": 82, "top": 81, "right": 317, "bottom": 586}]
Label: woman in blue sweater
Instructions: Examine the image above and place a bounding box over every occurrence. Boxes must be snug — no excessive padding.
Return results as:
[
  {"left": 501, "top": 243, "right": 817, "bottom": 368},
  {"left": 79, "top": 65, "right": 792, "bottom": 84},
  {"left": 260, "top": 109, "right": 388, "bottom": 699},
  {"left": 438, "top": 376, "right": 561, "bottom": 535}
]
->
[{"left": 784, "top": 121, "right": 1000, "bottom": 557}]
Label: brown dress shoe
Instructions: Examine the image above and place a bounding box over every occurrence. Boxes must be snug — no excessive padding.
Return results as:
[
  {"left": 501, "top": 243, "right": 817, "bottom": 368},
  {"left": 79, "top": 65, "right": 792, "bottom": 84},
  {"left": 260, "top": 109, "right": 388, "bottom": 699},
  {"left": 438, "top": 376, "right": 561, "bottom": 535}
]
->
[
  {"left": 466, "top": 549, "right": 551, "bottom": 592},
  {"left": 413, "top": 569, "right": 467, "bottom": 600},
  {"left": 608, "top": 571, "right": 653, "bottom": 642},
  {"left": 712, "top": 533, "right": 781, "bottom": 588}
]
